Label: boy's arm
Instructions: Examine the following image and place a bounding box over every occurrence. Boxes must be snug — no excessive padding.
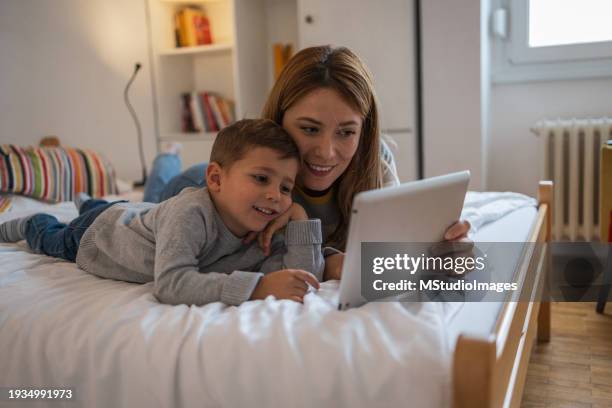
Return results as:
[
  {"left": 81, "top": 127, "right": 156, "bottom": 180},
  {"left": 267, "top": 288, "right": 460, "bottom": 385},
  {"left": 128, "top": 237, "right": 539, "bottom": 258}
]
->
[
  {"left": 153, "top": 206, "right": 262, "bottom": 306},
  {"left": 259, "top": 219, "right": 325, "bottom": 281}
]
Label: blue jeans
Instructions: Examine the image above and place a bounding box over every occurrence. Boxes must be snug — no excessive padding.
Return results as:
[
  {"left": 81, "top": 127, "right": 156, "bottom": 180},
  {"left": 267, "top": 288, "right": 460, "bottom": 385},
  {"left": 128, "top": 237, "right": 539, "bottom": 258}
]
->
[
  {"left": 25, "top": 199, "right": 122, "bottom": 262},
  {"left": 143, "top": 153, "right": 207, "bottom": 203}
]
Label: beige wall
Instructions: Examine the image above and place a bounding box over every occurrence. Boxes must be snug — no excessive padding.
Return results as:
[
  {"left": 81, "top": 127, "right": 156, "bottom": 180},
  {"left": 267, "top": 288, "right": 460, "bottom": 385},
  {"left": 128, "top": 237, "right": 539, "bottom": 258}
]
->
[
  {"left": 0, "top": 0, "right": 157, "bottom": 181},
  {"left": 421, "top": 0, "right": 487, "bottom": 190},
  {"left": 489, "top": 78, "right": 612, "bottom": 196}
]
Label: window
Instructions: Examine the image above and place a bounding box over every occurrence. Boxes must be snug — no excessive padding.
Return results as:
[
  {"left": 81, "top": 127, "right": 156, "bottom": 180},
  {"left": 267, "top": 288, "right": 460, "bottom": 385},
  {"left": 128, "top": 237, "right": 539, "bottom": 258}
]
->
[
  {"left": 529, "top": 0, "right": 612, "bottom": 47},
  {"left": 492, "top": 0, "right": 612, "bottom": 83}
]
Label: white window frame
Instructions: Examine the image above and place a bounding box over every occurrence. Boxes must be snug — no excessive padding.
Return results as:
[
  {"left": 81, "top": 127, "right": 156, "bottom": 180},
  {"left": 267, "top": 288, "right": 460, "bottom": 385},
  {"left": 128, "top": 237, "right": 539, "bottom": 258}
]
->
[{"left": 492, "top": 0, "right": 612, "bottom": 83}]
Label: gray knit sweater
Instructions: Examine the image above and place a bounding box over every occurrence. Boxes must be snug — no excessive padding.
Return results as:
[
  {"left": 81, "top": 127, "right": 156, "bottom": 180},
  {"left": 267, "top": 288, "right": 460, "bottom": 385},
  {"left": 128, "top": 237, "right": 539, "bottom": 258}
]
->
[{"left": 75, "top": 187, "right": 324, "bottom": 306}]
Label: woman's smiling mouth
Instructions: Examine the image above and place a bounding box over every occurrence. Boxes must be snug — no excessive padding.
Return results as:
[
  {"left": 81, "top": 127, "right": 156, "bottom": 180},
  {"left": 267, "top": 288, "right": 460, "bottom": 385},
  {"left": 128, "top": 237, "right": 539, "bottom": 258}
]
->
[{"left": 305, "top": 161, "right": 335, "bottom": 176}]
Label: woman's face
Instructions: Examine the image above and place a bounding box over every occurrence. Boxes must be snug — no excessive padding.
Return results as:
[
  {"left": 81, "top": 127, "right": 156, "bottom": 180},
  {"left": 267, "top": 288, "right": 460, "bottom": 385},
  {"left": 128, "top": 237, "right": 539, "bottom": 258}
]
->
[{"left": 282, "top": 88, "right": 362, "bottom": 192}]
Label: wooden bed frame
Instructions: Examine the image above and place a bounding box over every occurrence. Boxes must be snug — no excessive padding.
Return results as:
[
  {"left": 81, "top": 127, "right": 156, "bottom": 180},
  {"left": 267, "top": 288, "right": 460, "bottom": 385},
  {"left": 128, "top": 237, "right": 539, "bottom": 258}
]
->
[{"left": 453, "top": 181, "right": 553, "bottom": 408}]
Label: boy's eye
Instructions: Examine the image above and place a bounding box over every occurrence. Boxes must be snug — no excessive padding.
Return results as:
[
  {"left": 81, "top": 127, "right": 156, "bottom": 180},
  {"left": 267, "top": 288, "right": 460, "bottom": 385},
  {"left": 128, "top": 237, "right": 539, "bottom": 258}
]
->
[
  {"left": 280, "top": 185, "right": 292, "bottom": 195},
  {"left": 252, "top": 174, "right": 268, "bottom": 183}
]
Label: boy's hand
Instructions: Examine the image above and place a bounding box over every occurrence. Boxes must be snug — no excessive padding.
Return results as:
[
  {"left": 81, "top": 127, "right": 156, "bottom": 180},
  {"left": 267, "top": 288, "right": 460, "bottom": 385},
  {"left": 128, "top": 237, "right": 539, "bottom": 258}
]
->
[
  {"left": 250, "top": 269, "right": 320, "bottom": 303},
  {"left": 243, "top": 203, "right": 308, "bottom": 255}
]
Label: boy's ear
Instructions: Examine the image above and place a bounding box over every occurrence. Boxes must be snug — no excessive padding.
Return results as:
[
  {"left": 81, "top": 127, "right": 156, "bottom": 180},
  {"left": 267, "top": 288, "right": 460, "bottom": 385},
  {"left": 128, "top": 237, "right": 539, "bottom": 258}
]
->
[{"left": 206, "top": 162, "right": 223, "bottom": 192}]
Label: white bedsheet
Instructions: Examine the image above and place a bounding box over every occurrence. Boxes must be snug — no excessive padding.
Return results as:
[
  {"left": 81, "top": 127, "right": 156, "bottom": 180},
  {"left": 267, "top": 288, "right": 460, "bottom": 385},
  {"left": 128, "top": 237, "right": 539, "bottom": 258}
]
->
[{"left": 0, "top": 192, "right": 536, "bottom": 408}]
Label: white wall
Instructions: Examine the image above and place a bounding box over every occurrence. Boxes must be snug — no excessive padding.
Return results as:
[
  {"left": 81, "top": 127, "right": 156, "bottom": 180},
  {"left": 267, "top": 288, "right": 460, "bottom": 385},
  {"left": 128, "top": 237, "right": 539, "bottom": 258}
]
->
[
  {"left": 12, "top": 0, "right": 606, "bottom": 196},
  {"left": 489, "top": 78, "right": 612, "bottom": 196},
  {"left": 421, "top": 0, "right": 486, "bottom": 190},
  {"left": 422, "top": 1, "right": 612, "bottom": 196},
  {"left": 480, "top": 0, "right": 491, "bottom": 190},
  {"left": 0, "top": 0, "right": 157, "bottom": 182},
  {"left": 297, "top": 0, "right": 418, "bottom": 183}
]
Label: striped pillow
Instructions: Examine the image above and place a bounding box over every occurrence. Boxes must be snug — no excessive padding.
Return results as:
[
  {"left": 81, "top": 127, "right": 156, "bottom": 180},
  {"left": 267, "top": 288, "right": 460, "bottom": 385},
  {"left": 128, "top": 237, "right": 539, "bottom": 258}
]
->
[
  {"left": 0, "top": 196, "right": 11, "bottom": 213},
  {"left": 0, "top": 145, "right": 117, "bottom": 202}
]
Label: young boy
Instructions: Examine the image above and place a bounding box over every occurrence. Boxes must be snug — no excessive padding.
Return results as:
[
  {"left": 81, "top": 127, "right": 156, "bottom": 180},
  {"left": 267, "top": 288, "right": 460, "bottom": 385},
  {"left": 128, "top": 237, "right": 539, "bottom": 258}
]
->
[{"left": 0, "top": 119, "right": 324, "bottom": 306}]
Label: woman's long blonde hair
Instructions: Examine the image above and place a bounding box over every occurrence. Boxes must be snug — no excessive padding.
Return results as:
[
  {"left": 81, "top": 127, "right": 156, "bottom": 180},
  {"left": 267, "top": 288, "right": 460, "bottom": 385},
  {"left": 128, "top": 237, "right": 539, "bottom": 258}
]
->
[{"left": 262, "top": 46, "right": 384, "bottom": 249}]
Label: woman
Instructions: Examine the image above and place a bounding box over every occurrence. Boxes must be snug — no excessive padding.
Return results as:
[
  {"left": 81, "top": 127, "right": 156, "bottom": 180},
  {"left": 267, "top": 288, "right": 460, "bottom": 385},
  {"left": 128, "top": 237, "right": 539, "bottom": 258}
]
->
[{"left": 144, "top": 46, "right": 470, "bottom": 280}]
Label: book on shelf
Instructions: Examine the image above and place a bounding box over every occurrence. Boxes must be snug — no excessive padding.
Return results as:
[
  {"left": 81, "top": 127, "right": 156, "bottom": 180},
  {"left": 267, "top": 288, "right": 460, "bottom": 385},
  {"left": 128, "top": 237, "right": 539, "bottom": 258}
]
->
[
  {"left": 180, "top": 93, "right": 197, "bottom": 133},
  {"left": 193, "top": 13, "right": 212, "bottom": 45},
  {"left": 197, "top": 93, "right": 211, "bottom": 132},
  {"left": 174, "top": 14, "right": 181, "bottom": 48},
  {"left": 273, "top": 43, "right": 294, "bottom": 80},
  {"left": 208, "top": 94, "right": 225, "bottom": 131},
  {"left": 181, "top": 91, "right": 236, "bottom": 133},
  {"left": 202, "top": 92, "right": 219, "bottom": 132},
  {"left": 216, "top": 98, "right": 230, "bottom": 126},
  {"left": 176, "top": 7, "right": 213, "bottom": 48},
  {"left": 190, "top": 91, "right": 205, "bottom": 132}
]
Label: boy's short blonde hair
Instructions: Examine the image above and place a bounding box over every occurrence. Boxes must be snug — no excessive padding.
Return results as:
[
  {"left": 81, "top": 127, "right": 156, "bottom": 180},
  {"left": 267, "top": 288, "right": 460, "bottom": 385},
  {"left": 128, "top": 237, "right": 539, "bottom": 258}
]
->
[{"left": 210, "top": 119, "right": 300, "bottom": 168}]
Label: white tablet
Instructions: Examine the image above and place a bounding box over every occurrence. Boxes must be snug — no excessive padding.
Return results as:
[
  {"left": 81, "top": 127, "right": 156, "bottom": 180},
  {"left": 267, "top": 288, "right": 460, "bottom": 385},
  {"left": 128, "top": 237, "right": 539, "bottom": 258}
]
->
[{"left": 337, "top": 170, "right": 470, "bottom": 310}]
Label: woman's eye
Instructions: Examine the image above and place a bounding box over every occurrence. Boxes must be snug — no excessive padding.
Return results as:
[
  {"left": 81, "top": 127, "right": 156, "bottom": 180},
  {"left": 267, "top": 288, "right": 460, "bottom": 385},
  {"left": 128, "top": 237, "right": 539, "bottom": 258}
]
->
[
  {"left": 301, "top": 126, "right": 318, "bottom": 135},
  {"left": 252, "top": 175, "right": 268, "bottom": 183},
  {"left": 337, "top": 129, "right": 356, "bottom": 137}
]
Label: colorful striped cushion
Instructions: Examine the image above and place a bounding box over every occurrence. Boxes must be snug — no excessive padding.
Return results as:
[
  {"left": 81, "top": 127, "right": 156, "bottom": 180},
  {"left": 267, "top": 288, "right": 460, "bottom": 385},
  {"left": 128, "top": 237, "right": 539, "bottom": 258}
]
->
[
  {"left": 0, "top": 145, "right": 117, "bottom": 203},
  {"left": 0, "top": 196, "right": 11, "bottom": 213}
]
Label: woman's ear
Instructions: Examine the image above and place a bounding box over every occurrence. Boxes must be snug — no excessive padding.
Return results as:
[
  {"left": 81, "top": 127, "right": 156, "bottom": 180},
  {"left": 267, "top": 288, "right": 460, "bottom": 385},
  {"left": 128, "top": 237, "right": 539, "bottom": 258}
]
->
[{"left": 206, "top": 162, "right": 223, "bottom": 192}]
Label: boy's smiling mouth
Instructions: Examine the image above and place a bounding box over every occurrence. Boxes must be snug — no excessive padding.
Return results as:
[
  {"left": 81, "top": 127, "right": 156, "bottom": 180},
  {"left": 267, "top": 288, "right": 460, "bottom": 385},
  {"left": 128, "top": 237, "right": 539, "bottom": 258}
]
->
[{"left": 253, "top": 206, "right": 278, "bottom": 216}]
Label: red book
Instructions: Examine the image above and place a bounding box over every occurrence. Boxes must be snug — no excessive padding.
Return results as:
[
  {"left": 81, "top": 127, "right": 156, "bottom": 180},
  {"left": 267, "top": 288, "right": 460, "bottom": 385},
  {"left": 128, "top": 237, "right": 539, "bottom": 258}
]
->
[
  {"left": 194, "top": 14, "right": 213, "bottom": 45},
  {"left": 198, "top": 93, "right": 211, "bottom": 131},
  {"left": 217, "top": 98, "right": 231, "bottom": 125},
  {"left": 203, "top": 93, "right": 219, "bottom": 131}
]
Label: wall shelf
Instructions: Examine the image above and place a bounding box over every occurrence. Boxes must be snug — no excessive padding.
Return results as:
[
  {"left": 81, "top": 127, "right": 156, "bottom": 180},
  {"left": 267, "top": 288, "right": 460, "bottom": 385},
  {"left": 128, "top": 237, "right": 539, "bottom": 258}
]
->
[
  {"left": 159, "top": 42, "right": 233, "bottom": 56},
  {"left": 148, "top": 0, "right": 296, "bottom": 169}
]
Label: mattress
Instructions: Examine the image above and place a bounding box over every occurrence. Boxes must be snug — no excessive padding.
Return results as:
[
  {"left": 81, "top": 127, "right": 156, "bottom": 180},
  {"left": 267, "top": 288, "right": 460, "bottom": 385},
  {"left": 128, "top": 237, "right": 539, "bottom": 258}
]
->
[
  {"left": 0, "top": 193, "right": 537, "bottom": 408},
  {"left": 444, "top": 206, "right": 539, "bottom": 344}
]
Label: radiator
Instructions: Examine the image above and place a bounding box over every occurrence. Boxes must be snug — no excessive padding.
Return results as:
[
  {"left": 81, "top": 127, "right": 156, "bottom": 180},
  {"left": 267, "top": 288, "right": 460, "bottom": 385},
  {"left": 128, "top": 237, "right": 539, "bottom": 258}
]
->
[{"left": 533, "top": 118, "right": 612, "bottom": 241}]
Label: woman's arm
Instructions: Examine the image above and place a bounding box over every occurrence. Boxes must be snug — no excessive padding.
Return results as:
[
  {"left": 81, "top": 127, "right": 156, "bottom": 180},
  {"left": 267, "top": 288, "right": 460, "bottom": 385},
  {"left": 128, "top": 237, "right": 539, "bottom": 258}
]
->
[{"left": 323, "top": 252, "right": 344, "bottom": 281}]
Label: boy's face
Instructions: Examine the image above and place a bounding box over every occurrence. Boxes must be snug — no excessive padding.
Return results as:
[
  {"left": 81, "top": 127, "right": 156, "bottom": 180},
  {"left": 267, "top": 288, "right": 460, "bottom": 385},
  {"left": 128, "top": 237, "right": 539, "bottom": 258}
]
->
[{"left": 207, "top": 147, "right": 299, "bottom": 237}]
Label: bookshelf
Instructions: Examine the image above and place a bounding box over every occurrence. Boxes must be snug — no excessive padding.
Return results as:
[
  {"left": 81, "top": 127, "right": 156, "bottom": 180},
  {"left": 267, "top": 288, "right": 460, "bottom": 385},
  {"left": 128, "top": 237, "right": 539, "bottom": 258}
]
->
[
  {"left": 146, "top": 0, "right": 415, "bottom": 180},
  {"left": 147, "top": 0, "right": 298, "bottom": 168}
]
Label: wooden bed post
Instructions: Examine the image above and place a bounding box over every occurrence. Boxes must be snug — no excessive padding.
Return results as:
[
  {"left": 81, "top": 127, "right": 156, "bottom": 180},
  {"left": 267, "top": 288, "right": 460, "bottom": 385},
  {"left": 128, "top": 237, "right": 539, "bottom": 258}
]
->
[
  {"left": 537, "top": 181, "right": 553, "bottom": 343},
  {"left": 453, "top": 335, "right": 496, "bottom": 407}
]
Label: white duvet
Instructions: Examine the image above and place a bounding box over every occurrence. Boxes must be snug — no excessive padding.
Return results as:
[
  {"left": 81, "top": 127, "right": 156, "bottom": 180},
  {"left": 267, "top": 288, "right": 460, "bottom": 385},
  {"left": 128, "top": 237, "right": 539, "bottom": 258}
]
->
[{"left": 0, "top": 192, "right": 535, "bottom": 408}]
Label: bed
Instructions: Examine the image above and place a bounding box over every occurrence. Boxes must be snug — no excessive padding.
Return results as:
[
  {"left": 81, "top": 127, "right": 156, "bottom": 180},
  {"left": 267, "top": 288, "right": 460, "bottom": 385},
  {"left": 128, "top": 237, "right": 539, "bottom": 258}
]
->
[
  {"left": 452, "top": 182, "right": 552, "bottom": 408},
  {"left": 0, "top": 182, "right": 552, "bottom": 408}
]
